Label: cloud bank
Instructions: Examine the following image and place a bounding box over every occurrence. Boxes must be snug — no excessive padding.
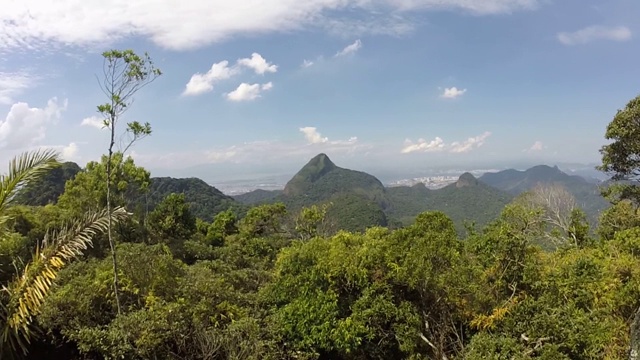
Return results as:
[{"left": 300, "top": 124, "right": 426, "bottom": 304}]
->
[
  {"left": 557, "top": 25, "right": 632, "bottom": 45},
  {"left": 402, "top": 131, "right": 491, "bottom": 154},
  {"left": 0, "top": 0, "right": 541, "bottom": 51}
]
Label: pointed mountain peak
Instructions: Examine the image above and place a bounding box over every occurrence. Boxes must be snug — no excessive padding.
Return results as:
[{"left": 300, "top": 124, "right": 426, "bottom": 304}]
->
[
  {"left": 525, "top": 165, "right": 568, "bottom": 181},
  {"left": 283, "top": 153, "right": 338, "bottom": 196},
  {"left": 307, "top": 153, "right": 336, "bottom": 170},
  {"left": 456, "top": 172, "right": 479, "bottom": 188}
]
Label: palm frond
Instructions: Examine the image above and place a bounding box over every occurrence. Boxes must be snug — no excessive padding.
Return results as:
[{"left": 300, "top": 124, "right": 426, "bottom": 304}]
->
[
  {"left": 0, "top": 149, "right": 60, "bottom": 230},
  {"left": 1, "top": 206, "right": 130, "bottom": 357}
]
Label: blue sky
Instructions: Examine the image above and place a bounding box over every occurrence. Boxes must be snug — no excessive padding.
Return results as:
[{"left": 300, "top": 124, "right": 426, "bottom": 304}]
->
[{"left": 0, "top": 0, "right": 638, "bottom": 182}]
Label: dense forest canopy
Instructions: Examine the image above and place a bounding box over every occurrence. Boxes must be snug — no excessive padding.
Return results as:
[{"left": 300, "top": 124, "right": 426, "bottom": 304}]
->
[{"left": 2, "top": 49, "right": 640, "bottom": 360}]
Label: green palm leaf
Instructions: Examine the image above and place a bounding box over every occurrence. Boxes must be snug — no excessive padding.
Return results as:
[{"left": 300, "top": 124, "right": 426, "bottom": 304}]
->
[
  {"left": 0, "top": 149, "right": 60, "bottom": 232},
  {"left": 1, "top": 205, "right": 129, "bottom": 358}
]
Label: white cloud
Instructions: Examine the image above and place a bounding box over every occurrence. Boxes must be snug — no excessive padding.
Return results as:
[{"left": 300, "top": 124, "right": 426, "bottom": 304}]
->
[
  {"left": 441, "top": 87, "right": 467, "bottom": 99},
  {"left": 184, "top": 53, "right": 276, "bottom": 97},
  {"left": 206, "top": 148, "right": 238, "bottom": 163},
  {"left": 401, "top": 137, "right": 445, "bottom": 153},
  {"left": 81, "top": 115, "right": 106, "bottom": 129},
  {"left": 0, "top": 97, "right": 67, "bottom": 150},
  {"left": 450, "top": 131, "right": 491, "bottom": 153},
  {"left": 183, "top": 60, "right": 239, "bottom": 96},
  {"left": 0, "top": 1, "right": 539, "bottom": 51},
  {"left": 321, "top": 15, "right": 415, "bottom": 38},
  {"left": 335, "top": 39, "right": 362, "bottom": 57},
  {"left": 529, "top": 140, "right": 544, "bottom": 151},
  {"left": 130, "top": 128, "right": 367, "bottom": 168},
  {"left": 225, "top": 82, "right": 273, "bottom": 102},
  {"left": 523, "top": 140, "right": 547, "bottom": 153},
  {"left": 61, "top": 142, "right": 79, "bottom": 160},
  {"left": 302, "top": 59, "right": 314, "bottom": 68},
  {"left": 0, "top": 72, "right": 35, "bottom": 104},
  {"left": 557, "top": 25, "right": 632, "bottom": 45},
  {"left": 402, "top": 131, "right": 491, "bottom": 154},
  {"left": 389, "top": 0, "right": 538, "bottom": 14},
  {"left": 237, "top": 53, "right": 277, "bottom": 75},
  {"left": 300, "top": 127, "right": 329, "bottom": 144}
]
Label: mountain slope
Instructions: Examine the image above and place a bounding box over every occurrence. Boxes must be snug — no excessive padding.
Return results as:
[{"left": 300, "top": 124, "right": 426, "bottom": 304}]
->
[
  {"left": 427, "top": 173, "right": 513, "bottom": 229},
  {"left": 281, "top": 153, "right": 387, "bottom": 208},
  {"left": 480, "top": 165, "right": 587, "bottom": 193},
  {"left": 140, "top": 177, "right": 245, "bottom": 221},
  {"left": 387, "top": 173, "right": 512, "bottom": 232},
  {"left": 15, "top": 161, "right": 81, "bottom": 205},
  {"left": 479, "top": 165, "right": 610, "bottom": 219}
]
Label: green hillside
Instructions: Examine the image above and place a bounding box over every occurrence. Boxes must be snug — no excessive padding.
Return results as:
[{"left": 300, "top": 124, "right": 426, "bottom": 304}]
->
[
  {"left": 323, "top": 193, "right": 389, "bottom": 232},
  {"left": 141, "top": 177, "right": 246, "bottom": 221},
  {"left": 15, "top": 161, "right": 81, "bottom": 205},
  {"left": 281, "top": 153, "right": 387, "bottom": 207},
  {"left": 387, "top": 172, "right": 513, "bottom": 232}
]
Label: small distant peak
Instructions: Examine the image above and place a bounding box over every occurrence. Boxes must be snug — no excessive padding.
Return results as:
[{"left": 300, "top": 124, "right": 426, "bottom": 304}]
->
[
  {"left": 308, "top": 153, "right": 336, "bottom": 168},
  {"left": 456, "top": 172, "right": 479, "bottom": 188},
  {"left": 412, "top": 182, "right": 427, "bottom": 189},
  {"left": 303, "top": 153, "right": 337, "bottom": 175},
  {"left": 527, "top": 164, "right": 559, "bottom": 173}
]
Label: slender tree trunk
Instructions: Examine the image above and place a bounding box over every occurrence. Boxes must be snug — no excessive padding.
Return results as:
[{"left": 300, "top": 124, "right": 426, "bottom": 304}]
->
[
  {"left": 107, "top": 111, "right": 122, "bottom": 315},
  {"left": 630, "top": 306, "right": 640, "bottom": 360}
]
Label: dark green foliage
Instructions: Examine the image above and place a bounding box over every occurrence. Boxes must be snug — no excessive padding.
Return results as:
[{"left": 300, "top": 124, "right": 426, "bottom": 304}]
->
[
  {"left": 57, "top": 153, "right": 151, "bottom": 215},
  {"left": 147, "top": 193, "right": 196, "bottom": 242},
  {"left": 323, "top": 193, "right": 388, "bottom": 233},
  {"left": 598, "top": 95, "right": 640, "bottom": 185},
  {"left": 14, "top": 162, "right": 81, "bottom": 206},
  {"left": 597, "top": 199, "right": 640, "bottom": 240},
  {"left": 238, "top": 203, "right": 287, "bottom": 238},
  {"left": 206, "top": 210, "right": 239, "bottom": 246},
  {"left": 141, "top": 177, "right": 246, "bottom": 222}
]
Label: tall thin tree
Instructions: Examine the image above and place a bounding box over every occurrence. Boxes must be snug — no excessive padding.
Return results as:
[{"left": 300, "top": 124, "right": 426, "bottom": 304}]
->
[{"left": 97, "top": 50, "right": 161, "bottom": 314}]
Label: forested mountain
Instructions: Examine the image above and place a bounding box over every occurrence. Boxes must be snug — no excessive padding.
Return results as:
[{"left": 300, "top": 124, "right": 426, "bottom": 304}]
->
[
  {"left": 15, "top": 162, "right": 245, "bottom": 222},
  {"left": 480, "top": 165, "right": 591, "bottom": 193},
  {"left": 14, "top": 155, "right": 607, "bottom": 234},
  {"left": 140, "top": 177, "right": 246, "bottom": 221},
  {"left": 238, "top": 155, "right": 513, "bottom": 233},
  {"left": 281, "top": 153, "right": 388, "bottom": 205},
  {"left": 479, "top": 165, "right": 610, "bottom": 219},
  {"left": 387, "top": 172, "right": 513, "bottom": 232},
  {"left": 15, "top": 161, "right": 81, "bottom": 205}
]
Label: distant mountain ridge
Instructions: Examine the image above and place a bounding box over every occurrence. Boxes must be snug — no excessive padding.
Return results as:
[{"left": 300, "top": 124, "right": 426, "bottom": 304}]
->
[
  {"left": 14, "top": 156, "right": 612, "bottom": 234},
  {"left": 238, "top": 154, "right": 514, "bottom": 233},
  {"left": 479, "top": 165, "right": 610, "bottom": 219},
  {"left": 479, "top": 165, "right": 589, "bottom": 194}
]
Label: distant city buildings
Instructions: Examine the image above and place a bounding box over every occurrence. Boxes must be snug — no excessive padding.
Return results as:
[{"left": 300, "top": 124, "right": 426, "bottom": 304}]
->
[{"left": 386, "top": 176, "right": 458, "bottom": 189}]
